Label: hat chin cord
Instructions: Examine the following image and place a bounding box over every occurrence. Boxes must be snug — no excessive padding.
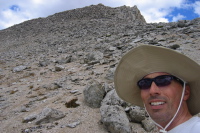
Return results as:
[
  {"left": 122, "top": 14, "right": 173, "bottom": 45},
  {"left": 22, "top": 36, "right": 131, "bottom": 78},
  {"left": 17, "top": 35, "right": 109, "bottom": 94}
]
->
[{"left": 144, "top": 82, "right": 186, "bottom": 133}]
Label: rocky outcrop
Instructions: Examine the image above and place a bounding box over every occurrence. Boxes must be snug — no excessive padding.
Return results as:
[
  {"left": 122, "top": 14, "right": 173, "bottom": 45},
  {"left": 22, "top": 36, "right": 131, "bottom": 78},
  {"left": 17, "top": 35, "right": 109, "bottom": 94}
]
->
[{"left": 0, "top": 3, "right": 199, "bottom": 133}]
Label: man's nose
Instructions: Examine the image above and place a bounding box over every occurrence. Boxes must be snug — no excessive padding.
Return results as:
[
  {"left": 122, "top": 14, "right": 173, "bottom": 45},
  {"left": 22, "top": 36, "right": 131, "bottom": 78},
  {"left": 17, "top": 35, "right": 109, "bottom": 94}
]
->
[{"left": 149, "top": 82, "right": 161, "bottom": 96}]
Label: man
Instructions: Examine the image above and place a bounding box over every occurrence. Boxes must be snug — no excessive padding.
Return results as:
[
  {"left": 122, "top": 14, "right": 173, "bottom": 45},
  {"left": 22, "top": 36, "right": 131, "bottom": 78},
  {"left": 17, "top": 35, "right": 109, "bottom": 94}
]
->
[{"left": 114, "top": 45, "right": 200, "bottom": 132}]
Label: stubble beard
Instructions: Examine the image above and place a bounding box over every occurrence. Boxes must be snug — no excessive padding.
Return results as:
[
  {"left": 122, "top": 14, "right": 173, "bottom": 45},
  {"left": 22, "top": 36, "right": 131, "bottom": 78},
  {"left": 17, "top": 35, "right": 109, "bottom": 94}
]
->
[{"left": 148, "top": 108, "right": 174, "bottom": 126}]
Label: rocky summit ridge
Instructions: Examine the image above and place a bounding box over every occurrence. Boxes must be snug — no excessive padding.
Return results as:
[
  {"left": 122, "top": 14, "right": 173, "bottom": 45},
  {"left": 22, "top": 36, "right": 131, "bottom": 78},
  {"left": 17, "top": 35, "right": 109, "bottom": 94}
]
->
[
  {"left": 0, "top": 4, "right": 145, "bottom": 53},
  {"left": 0, "top": 4, "right": 200, "bottom": 133}
]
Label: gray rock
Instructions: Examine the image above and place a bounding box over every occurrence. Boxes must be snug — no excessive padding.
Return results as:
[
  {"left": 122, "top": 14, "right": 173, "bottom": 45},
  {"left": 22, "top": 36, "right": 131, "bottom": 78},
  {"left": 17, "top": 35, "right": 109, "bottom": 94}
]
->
[
  {"left": 100, "top": 105, "right": 131, "bottom": 133},
  {"left": 39, "top": 60, "right": 50, "bottom": 67},
  {"left": 43, "top": 83, "right": 61, "bottom": 90},
  {"left": 105, "top": 68, "right": 115, "bottom": 81},
  {"left": 101, "top": 89, "right": 125, "bottom": 106},
  {"left": 70, "top": 89, "right": 79, "bottom": 94},
  {"left": 55, "top": 65, "right": 65, "bottom": 71},
  {"left": 24, "top": 128, "right": 31, "bottom": 133},
  {"left": 177, "top": 20, "right": 187, "bottom": 28},
  {"left": 141, "top": 118, "right": 156, "bottom": 132},
  {"left": 131, "top": 38, "right": 143, "bottom": 43},
  {"left": 66, "top": 121, "right": 81, "bottom": 128},
  {"left": 23, "top": 114, "right": 37, "bottom": 123},
  {"left": 103, "top": 82, "right": 113, "bottom": 93},
  {"left": 130, "top": 122, "right": 147, "bottom": 133},
  {"left": 109, "top": 46, "right": 117, "bottom": 51},
  {"left": 20, "top": 106, "right": 30, "bottom": 112},
  {"left": 85, "top": 51, "right": 104, "bottom": 64},
  {"left": 55, "top": 57, "right": 71, "bottom": 64},
  {"left": 13, "top": 65, "right": 27, "bottom": 72},
  {"left": 35, "top": 107, "right": 66, "bottom": 125},
  {"left": 70, "top": 76, "right": 80, "bottom": 82},
  {"left": 83, "top": 80, "right": 106, "bottom": 108},
  {"left": 128, "top": 106, "right": 146, "bottom": 123}
]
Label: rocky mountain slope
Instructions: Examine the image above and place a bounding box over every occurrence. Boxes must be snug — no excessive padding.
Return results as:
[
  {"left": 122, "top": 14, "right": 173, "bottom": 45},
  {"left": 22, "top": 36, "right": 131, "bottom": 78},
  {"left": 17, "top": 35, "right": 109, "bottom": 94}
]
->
[{"left": 0, "top": 4, "right": 200, "bottom": 133}]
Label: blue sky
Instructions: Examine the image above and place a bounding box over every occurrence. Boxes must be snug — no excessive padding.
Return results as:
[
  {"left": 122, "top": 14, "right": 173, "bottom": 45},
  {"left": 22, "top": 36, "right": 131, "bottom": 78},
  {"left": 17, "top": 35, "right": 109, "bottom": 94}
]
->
[{"left": 0, "top": 0, "right": 200, "bottom": 30}]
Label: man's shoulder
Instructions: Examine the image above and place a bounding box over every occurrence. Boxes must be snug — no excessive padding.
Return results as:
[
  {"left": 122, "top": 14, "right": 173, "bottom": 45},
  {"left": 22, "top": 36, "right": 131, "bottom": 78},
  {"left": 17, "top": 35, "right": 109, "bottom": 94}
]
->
[
  {"left": 168, "top": 116, "right": 200, "bottom": 133},
  {"left": 191, "top": 116, "right": 200, "bottom": 128},
  {"left": 183, "top": 116, "right": 200, "bottom": 132},
  {"left": 192, "top": 116, "right": 200, "bottom": 122}
]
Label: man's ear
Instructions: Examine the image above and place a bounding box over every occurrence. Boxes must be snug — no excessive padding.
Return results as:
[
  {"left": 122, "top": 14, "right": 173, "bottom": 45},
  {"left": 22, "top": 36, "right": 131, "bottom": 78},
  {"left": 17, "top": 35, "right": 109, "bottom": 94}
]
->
[{"left": 183, "top": 85, "right": 190, "bottom": 101}]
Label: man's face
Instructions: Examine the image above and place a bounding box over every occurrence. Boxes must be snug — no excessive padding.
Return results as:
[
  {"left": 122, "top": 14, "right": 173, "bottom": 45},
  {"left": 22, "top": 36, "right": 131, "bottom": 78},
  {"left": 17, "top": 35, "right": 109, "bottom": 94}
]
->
[{"left": 140, "top": 72, "right": 184, "bottom": 126}]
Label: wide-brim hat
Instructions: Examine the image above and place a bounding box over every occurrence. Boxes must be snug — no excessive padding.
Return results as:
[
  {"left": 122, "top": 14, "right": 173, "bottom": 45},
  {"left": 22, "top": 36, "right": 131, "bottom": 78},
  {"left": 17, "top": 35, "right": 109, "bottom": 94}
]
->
[{"left": 114, "top": 45, "right": 200, "bottom": 115}]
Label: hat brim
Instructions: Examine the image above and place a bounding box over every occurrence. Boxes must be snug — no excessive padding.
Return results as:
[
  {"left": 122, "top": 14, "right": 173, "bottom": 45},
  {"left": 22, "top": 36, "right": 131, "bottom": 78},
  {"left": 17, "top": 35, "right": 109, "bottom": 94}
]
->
[{"left": 114, "top": 45, "right": 200, "bottom": 115}]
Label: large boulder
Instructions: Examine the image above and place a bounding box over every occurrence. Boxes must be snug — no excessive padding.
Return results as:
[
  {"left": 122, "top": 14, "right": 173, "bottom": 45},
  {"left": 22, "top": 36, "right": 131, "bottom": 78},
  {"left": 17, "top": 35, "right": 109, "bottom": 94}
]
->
[
  {"left": 100, "top": 105, "right": 131, "bottom": 133},
  {"left": 83, "top": 80, "right": 106, "bottom": 108}
]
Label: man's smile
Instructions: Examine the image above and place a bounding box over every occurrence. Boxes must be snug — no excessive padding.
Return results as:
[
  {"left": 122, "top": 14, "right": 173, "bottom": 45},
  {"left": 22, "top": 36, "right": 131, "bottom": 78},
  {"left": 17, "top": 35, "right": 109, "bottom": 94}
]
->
[
  {"left": 148, "top": 100, "right": 167, "bottom": 110},
  {"left": 150, "top": 101, "right": 165, "bottom": 106}
]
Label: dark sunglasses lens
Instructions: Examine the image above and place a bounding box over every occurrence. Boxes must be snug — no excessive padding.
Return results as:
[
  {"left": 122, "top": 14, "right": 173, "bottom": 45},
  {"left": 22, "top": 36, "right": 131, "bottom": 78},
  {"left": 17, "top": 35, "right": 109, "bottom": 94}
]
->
[
  {"left": 138, "top": 75, "right": 173, "bottom": 90},
  {"left": 138, "top": 79, "right": 152, "bottom": 90},
  {"left": 155, "top": 75, "right": 172, "bottom": 87}
]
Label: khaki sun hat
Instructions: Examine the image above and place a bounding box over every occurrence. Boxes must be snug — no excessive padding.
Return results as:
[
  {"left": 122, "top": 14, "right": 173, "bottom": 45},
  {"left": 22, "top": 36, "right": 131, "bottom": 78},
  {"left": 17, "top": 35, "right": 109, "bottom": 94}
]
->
[{"left": 114, "top": 45, "right": 200, "bottom": 115}]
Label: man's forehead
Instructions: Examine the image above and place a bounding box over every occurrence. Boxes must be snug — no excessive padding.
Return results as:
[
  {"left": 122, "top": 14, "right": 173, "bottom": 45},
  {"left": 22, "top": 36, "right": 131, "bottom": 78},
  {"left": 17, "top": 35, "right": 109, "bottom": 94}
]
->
[{"left": 144, "top": 72, "right": 171, "bottom": 78}]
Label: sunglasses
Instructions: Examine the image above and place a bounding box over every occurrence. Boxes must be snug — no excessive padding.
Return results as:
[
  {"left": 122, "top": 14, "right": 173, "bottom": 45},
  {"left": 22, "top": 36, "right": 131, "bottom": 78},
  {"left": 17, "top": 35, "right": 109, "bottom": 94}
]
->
[{"left": 137, "top": 75, "right": 184, "bottom": 90}]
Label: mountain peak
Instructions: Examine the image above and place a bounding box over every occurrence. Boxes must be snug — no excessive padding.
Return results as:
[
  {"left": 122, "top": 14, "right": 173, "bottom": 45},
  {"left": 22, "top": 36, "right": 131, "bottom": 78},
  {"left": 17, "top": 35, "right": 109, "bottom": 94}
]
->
[{"left": 47, "top": 4, "right": 146, "bottom": 23}]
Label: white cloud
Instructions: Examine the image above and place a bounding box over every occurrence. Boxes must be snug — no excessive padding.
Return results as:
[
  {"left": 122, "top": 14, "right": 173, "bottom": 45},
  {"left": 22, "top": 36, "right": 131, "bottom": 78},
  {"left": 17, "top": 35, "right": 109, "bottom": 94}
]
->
[
  {"left": 0, "top": 6, "right": 30, "bottom": 29},
  {"left": 172, "top": 13, "right": 186, "bottom": 21},
  {"left": 193, "top": 1, "right": 200, "bottom": 16},
  {"left": 0, "top": 0, "right": 196, "bottom": 30},
  {"left": 97, "top": 0, "right": 185, "bottom": 22},
  {"left": 132, "top": 0, "right": 185, "bottom": 22}
]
